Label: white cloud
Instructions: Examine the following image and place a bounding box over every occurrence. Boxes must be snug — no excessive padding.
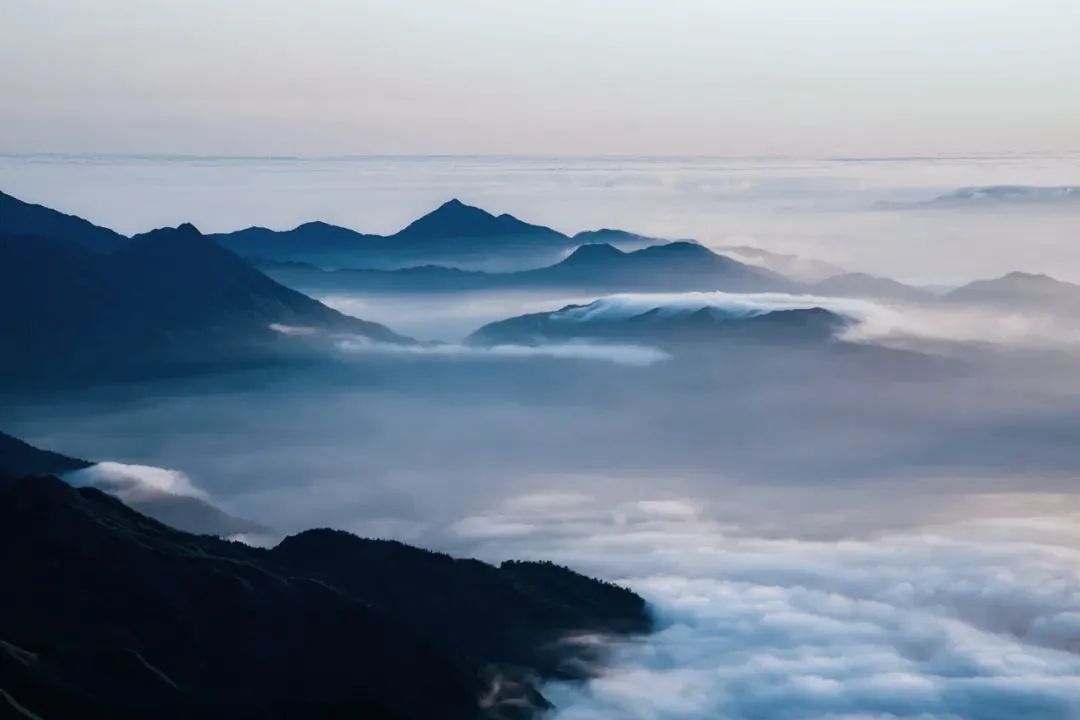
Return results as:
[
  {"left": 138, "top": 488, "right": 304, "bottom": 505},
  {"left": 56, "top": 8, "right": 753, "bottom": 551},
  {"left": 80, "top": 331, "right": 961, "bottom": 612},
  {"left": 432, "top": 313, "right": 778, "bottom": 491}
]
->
[
  {"left": 451, "top": 494, "right": 1080, "bottom": 720},
  {"left": 67, "top": 461, "right": 210, "bottom": 502},
  {"left": 334, "top": 336, "right": 669, "bottom": 367}
]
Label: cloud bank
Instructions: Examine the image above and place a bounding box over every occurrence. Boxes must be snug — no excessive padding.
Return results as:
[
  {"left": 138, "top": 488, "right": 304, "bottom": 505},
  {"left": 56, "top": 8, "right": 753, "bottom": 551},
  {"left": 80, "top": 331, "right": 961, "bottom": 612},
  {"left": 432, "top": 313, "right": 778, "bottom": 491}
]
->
[
  {"left": 451, "top": 494, "right": 1080, "bottom": 720},
  {"left": 67, "top": 461, "right": 210, "bottom": 503}
]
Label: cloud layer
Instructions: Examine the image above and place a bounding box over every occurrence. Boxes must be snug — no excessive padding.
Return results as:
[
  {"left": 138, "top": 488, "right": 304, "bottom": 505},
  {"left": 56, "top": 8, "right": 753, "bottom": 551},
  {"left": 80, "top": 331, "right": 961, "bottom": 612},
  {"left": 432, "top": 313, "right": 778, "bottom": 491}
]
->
[
  {"left": 451, "top": 494, "right": 1080, "bottom": 720},
  {"left": 67, "top": 461, "right": 210, "bottom": 502}
]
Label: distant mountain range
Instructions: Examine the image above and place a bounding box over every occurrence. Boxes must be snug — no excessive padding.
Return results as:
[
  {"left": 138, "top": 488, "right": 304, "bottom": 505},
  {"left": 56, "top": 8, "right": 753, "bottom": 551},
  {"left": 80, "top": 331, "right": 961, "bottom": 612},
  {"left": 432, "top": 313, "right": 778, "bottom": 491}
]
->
[
  {"left": 879, "top": 185, "right": 1080, "bottom": 210},
  {"left": 264, "top": 240, "right": 793, "bottom": 295},
  {"left": 0, "top": 466, "right": 649, "bottom": 719},
  {"left": 209, "top": 198, "right": 665, "bottom": 271},
  {"left": 469, "top": 300, "right": 850, "bottom": 348},
  {"left": 0, "top": 221, "right": 408, "bottom": 388}
]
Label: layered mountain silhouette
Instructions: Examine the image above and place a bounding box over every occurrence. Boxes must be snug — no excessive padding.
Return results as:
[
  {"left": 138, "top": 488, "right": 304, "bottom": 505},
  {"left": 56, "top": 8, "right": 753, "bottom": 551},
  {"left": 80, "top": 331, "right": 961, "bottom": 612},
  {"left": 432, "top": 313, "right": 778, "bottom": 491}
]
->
[
  {"left": 211, "top": 199, "right": 601, "bottom": 271},
  {"left": 264, "top": 241, "right": 792, "bottom": 295},
  {"left": 0, "top": 223, "right": 409, "bottom": 388},
  {"left": 469, "top": 301, "right": 849, "bottom": 347},
  {"left": 0, "top": 471, "right": 649, "bottom": 719}
]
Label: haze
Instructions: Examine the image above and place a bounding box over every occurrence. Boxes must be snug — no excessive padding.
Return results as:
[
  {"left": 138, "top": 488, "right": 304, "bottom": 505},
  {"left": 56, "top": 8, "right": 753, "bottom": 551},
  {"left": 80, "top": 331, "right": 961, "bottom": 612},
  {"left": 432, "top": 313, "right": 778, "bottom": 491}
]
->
[{"left": 2, "top": 0, "right": 1078, "bottom": 156}]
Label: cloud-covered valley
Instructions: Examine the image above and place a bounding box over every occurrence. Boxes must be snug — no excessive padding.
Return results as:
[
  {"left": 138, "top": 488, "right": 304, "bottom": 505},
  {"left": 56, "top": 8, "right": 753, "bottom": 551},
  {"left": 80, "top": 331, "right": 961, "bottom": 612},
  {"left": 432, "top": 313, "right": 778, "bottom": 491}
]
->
[{"left": 451, "top": 493, "right": 1080, "bottom": 720}]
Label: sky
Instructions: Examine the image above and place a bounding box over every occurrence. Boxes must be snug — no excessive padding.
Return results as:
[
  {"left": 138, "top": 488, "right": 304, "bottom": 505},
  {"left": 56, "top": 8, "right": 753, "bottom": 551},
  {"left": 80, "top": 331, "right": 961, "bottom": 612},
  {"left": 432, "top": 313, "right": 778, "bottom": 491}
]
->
[{"left": 2, "top": 0, "right": 1078, "bottom": 157}]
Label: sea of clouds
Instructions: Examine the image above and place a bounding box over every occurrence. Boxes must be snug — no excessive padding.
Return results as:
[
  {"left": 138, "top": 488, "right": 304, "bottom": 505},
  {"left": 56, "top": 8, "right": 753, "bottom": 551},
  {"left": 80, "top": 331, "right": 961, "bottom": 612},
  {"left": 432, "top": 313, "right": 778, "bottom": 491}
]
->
[{"left": 452, "top": 493, "right": 1080, "bottom": 720}]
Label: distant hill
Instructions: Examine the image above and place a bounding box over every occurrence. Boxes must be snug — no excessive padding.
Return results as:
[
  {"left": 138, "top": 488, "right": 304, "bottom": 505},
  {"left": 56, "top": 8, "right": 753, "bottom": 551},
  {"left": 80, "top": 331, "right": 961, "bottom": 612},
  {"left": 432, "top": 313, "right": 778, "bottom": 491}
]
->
[
  {"left": 0, "top": 224, "right": 409, "bottom": 388},
  {"left": 264, "top": 241, "right": 792, "bottom": 295},
  {"left": 879, "top": 185, "right": 1080, "bottom": 210},
  {"left": 811, "top": 272, "right": 933, "bottom": 302},
  {"left": 718, "top": 245, "right": 847, "bottom": 283},
  {"left": 468, "top": 300, "right": 848, "bottom": 347},
  {"left": 946, "top": 271, "right": 1080, "bottom": 310},
  {"left": 0, "top": 189, "right": 128, "bottom": 251},
  {"left": 0, "top": 472, "right": 649, "bottom": 719}
]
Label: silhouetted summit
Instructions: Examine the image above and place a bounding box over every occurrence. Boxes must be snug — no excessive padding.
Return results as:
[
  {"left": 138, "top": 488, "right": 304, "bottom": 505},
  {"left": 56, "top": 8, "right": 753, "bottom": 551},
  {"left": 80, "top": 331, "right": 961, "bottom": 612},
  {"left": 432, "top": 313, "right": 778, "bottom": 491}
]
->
[{"left": 395, "top": 198, "right": 564, "bottom": 241}]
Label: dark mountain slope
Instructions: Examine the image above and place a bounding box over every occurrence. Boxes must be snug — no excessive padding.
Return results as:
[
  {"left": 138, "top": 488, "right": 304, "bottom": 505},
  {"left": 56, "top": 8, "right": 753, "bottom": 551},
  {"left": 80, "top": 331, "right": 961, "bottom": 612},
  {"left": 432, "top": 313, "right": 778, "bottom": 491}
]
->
[
  {"left": 0, "top": 225, "right": 408, "bottom": 388},
  {"left": 0, "top": 474, "right": 649, "bottom": 719},
  {"left": 0, "top": 431, "right": 91, "bottom": 477},
  {"left": 0, "top": 190, "right": 128, "bottom": 252}
]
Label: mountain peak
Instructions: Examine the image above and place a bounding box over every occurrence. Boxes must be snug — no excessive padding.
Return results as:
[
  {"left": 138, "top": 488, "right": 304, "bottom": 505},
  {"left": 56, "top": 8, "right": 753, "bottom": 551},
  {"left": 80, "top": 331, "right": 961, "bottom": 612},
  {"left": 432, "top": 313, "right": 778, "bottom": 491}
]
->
[
  {"left": 392, "top": 199, "right": 565, "bottom": 241},
  {"left": 561, "top": 243, "right": 626, "bottom": 265}
]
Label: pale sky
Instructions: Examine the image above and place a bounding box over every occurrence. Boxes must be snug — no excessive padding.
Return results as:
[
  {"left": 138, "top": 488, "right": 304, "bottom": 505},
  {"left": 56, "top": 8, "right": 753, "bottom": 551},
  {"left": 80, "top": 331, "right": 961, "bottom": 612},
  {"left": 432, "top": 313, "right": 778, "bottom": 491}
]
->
[{"left": 2, "top": 0, "right": 1078, "bottom": 156}]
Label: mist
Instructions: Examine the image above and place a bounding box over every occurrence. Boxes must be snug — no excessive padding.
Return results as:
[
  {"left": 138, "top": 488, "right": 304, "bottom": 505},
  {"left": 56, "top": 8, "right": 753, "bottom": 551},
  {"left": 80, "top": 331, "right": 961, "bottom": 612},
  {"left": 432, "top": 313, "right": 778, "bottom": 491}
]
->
[{"left": 4, "top": 152, "right": 1080, "bottom": 718}]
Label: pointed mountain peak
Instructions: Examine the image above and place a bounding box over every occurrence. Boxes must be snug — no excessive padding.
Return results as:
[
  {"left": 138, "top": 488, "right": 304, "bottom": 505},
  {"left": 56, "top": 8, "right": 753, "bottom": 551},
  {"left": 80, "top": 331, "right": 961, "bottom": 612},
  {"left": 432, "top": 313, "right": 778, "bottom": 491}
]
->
[{"left": 393, "top": 199, "right": 564, "bottom": 241}]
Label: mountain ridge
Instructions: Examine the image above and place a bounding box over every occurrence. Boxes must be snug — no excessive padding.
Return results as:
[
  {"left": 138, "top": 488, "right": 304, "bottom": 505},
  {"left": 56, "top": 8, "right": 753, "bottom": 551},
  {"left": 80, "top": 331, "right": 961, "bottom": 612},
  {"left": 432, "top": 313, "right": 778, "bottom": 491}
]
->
[{"left": 0, "top": 471, "right": 649, "bottom": 719}]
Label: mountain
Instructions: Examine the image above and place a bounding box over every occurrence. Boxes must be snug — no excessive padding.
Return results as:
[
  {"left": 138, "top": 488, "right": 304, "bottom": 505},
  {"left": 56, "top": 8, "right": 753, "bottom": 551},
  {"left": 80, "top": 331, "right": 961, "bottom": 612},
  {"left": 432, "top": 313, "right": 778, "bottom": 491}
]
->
[
  {"left": 263, "top": 241, "right": 792, "bottom": 296},
  {"left": 468, "top": 300, "right": 848, "bottom": 348},
  {"left": 395, "top": 198, "right": 563, "bottom": 241},
  {"left": 946, "top": 271, "right": 1080, "bottom": 310},
  {"left": 0, "top": 190, "right": 129, "bottom": 252},
  {"left": 0, "top": 224, "right": 409, "bottom": 388},
  {"left": 0, "top": 472, "right": 649, "bottom": 719},
  {"left": 521, "top": 241, "right": 791, "bottom": 291},
  {"left": 718, "top": 245, "right": 847, "bottom": 283},
  {"left": 0, "top": 431, "right": 91, "bottom": 477},
  {"left": 0, "top": 432, "right": 265, "bottom": 537},
  {"left": 811, "top": 272, "right": 932, "bottom": 302},
  {"left": 211, "top": 199, "right": 591, "bottom": 272},
  {"left": 571, "top": 228, "right": 670, "bottom": 249},
  {"left": 879, "top": 185, "right": 1080, "bottom": 210}
]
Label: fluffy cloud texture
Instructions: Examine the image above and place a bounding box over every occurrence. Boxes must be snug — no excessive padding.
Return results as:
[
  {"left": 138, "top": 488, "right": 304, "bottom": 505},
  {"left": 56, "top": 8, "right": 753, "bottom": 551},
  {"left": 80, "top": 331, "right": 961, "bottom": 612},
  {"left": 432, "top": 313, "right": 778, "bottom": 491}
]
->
[
  {"left": 67, "top": 461, "right": 210, "bottom": 502},
  {"left": 451, "top": 494, "right": 1080, "bottom": 720}
]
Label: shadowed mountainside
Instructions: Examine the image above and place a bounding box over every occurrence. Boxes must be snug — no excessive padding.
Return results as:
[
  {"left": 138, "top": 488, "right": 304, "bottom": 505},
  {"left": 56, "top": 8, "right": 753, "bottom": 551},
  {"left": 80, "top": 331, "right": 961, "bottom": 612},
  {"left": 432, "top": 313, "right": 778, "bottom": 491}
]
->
[
  {"left": 0, "top": 430, "right": 92, "bottom": 477},
  {"left": 0, "top": 189, "right": 129, "bottom": 252},
  {"left": 0, "top": 473, "right": 649, "bottom": 719},
  {"left": 0, "top": 224, "right": 409, "bottom": 388}
]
